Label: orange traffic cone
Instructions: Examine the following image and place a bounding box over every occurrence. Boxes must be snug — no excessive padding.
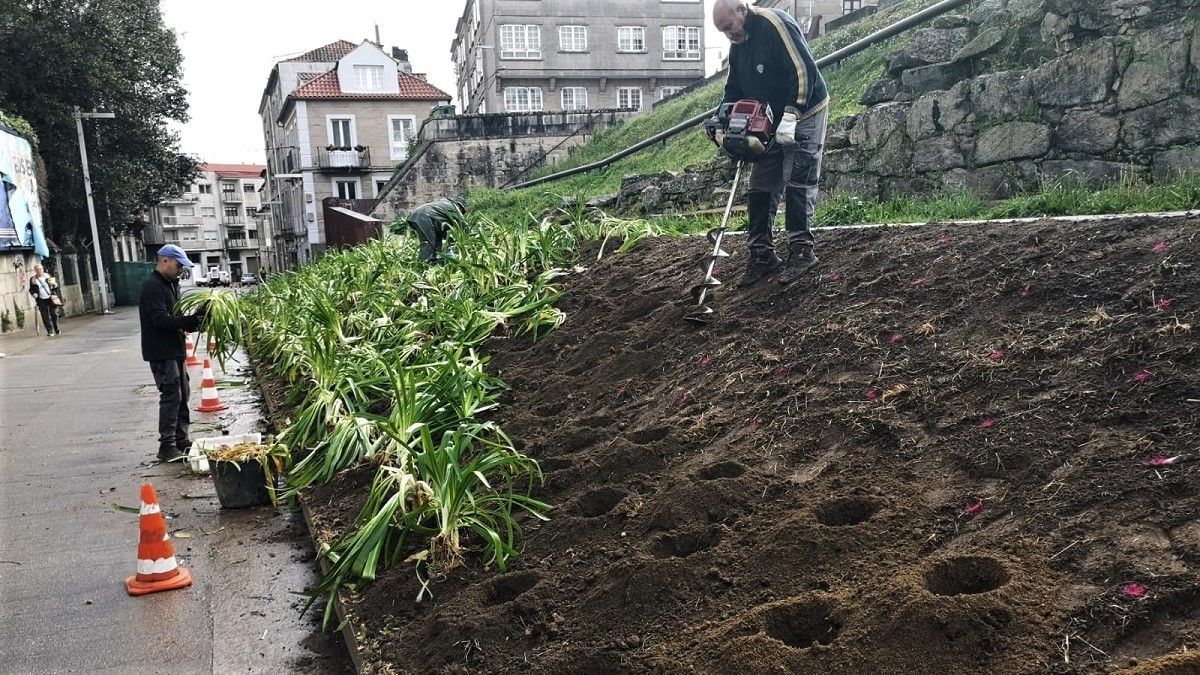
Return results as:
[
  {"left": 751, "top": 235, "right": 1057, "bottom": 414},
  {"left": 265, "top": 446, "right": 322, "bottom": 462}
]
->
[
  {"left": 207, "top": 336, "right": 217, "bottom": 354},
  {"left": 195, "top": 358, "right": 227, "bottom": 412},
  {"left": 125, "top": 483, "right": 193, "bottom": 596},
  {"left": 184, "top": 333, "right": 201, "bottom": 367}
]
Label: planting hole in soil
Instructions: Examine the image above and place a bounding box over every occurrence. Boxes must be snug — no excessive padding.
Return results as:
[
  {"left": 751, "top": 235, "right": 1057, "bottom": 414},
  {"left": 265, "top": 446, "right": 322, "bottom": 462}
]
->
[
  {"left": 816, "top": 497, "right": 881, "bottom": 526},
  {"left": 577, "top": 487, "right": 626, "bottom": 517},
  {"left": 627, "top": 426, "right": 670, "bottom": 445},
  {"left": 763, "top": 600, "right": 842, "bottom": 649},
  {"left": 925, "top": 556, "right": 1011, "bottom": 596},
  {"left": 650, "top": 529, "right": 721, "bottom": 558},
  {"left": 698, "top": 461, "right": 747, "bottom": 481},
  {"left": 485, "top": 571, "right": 540, "bottom": 606}
]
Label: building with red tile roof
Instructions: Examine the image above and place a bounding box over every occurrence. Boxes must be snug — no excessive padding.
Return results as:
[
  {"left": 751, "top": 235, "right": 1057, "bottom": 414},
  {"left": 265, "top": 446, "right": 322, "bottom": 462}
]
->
[{"left": 258, "top": 39, "right": 451, "bottom": 269}]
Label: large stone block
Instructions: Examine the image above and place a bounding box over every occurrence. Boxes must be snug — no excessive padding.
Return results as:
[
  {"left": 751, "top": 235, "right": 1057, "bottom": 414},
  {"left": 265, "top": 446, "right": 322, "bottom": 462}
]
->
[
  {"left": 943, "top": 165, "right": 1022, "bottom": 199},
  {"left": 906, "top": 82, "right": 971, "bottom": 141},
  {"left": 954, "top": 26, "right": 1008, "bottom": 62},
  {"left": 1031, "top": 39, "right": 1116, "bottom": 107},
  {"left": 1118, "top": 24, "right": 1188, "bottom": 111},
  {"left": 886, "top": 27, "right": 973, "bottom": 74},
  {"left": 1055, "top": 109, "right": 1119, "bottom": 154},
  {"left": 822, "top": 149, "right": 861, "bottom": 174},
  {"left": 901, "top": 61, "right": 974, "bottom": 97},
  {"left": 1121, "top": 96, "right": 1200, "bottom": 150},
  {"left": 848, "top": 102, "right": 907, "bottom": 149},
  {"left": 975, "top": 122, "right": 1052, "bottom": 165},
  {"left": 867, "top": 133, "right": 913, "bottom": 177},
  {"left": 970, "top": 70, "right": 1034, "bottom": 123},
  {"left": 1039, "top": 159, "right": 1139, "bottom": 188},
  {"left": 861, "top": 78, "right": 900, "bottom": 106},
  {"left": 1152, "top": 146, "right": 1200, "bottom": 182},
  {"left": 834, "top": 173, "right": 882, "bottom": 200},
  {"left": 912, "top": 135, "right": 966, "bottom": 173}
]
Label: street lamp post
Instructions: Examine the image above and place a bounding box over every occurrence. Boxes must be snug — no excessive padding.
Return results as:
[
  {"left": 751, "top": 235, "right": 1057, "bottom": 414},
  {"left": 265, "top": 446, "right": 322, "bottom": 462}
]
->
[{"left": 73, "top": 107, "right": 116, "bottom": 315}]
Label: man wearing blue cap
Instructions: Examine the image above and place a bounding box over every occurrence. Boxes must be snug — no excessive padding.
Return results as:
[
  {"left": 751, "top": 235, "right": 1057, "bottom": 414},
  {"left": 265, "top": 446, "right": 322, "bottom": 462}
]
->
[{"left": 139, "top": 245, "right": 205, "bottom": 462}]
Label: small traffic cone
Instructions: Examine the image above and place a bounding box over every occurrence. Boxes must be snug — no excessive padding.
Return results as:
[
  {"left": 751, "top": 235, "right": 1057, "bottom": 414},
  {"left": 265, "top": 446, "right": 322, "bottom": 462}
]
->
[
  {"left": 184, "top": 333, "right": 201, "bottom": 367},
  {"left": 195, "top": 358, "right": 227, "bottom": 413},
  {"left": 125, "top": 483, "right": 193, "bottom": 596},
  {"left": 207, "top": 336, "right": 217, "bottom": 354}
]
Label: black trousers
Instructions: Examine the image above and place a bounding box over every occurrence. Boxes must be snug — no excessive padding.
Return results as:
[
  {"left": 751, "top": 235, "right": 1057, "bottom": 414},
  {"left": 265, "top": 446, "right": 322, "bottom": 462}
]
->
[
  {"left": 35, "top": 298, "right": 59, "bottom": 334},
  {"left": 149, "top": 359, "right": 191, "bottom": 453}
]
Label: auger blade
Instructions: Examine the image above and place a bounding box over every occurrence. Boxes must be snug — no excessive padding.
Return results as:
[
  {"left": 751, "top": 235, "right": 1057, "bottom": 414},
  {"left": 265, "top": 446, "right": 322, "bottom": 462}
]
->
[
  {"left": 690, "top": 278, "right": 721, "bottom": 303},
  {"left": 706, "top": 227, "right": 727, "bottom": 246},
  {"left": 684, "top": 305, "right": 714, "bottom": 324}
]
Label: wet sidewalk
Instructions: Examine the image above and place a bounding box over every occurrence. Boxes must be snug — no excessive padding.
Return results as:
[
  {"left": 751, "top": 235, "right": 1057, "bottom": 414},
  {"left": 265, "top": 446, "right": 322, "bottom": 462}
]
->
[{"left": 0, "top": 308, "right": 349, "bottom": 673}]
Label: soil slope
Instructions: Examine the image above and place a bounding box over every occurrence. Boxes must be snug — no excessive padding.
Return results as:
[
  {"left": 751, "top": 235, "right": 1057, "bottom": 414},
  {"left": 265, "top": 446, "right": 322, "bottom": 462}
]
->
[{"left": 310, "top": 214, "right": 1200, "bottom": 674}]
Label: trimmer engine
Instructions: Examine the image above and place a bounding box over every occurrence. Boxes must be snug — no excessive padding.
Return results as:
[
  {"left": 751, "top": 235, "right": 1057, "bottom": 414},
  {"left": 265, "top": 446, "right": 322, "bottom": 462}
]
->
[{"left": 705, "top": 99, "right": 775, "bottom": 162}]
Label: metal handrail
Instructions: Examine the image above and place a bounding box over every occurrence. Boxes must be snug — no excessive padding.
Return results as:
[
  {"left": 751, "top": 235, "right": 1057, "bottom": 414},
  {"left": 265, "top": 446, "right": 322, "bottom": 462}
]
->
[{"left": 510, "top": 0, "right": 976, "bottom": 190}]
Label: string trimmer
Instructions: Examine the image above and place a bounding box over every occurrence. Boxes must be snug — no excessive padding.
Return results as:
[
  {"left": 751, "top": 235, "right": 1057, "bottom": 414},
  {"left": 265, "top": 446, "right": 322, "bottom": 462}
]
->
[{"left": 684, "top": 100, "right": 776, "bottom": 324}]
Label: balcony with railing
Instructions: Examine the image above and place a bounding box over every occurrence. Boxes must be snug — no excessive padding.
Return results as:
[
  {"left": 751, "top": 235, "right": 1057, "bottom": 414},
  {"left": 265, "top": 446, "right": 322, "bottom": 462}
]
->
[
  {"left": 160, "top": 215, "right": 202, "bottom": 227},
  {"left": 221, "top": 190, "right": 244, "bottom": 203},
  {"left": 226, "top": 238, "right": 252, "bottom": 249},
  {"left": 315, "top": 147, "right": 372, "bottom": 171}
]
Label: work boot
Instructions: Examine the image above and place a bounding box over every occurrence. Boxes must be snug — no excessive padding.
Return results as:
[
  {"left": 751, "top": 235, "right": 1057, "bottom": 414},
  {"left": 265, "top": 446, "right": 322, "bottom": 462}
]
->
[
  {"left": 778, "top": 243, "right": 819, "bottom": 285},
  {"left": 738, "top": 249, "right": 783, "bottom": 287},
  {"left": 157, "top": 447, "right": 187, "bottom": 463}
]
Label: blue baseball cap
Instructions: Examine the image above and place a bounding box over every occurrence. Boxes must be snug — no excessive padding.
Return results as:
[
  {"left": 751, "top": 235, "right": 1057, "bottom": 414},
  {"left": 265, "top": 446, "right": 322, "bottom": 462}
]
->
[{"left": 156, "top": 244, "right": 194, "bottom": 268}]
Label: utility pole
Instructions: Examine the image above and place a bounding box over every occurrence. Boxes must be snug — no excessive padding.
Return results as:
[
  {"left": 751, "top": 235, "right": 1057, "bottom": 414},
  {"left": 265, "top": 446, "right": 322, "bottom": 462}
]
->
[{"left": 74, "top": 107, "right": 117, "bottom": 315}]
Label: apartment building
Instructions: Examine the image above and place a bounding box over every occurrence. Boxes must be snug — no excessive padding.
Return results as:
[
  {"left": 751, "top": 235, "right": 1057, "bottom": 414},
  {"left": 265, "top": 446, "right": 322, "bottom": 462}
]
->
[
  {"left": 760, "top": 0, "right": 880, "bottom": 34},
  {"left": 451, "top": 0, "right": 706, "bottom": 115},
  {"left": 145, "top": 163, "right": 266, "bottom": 278},
  {"left": 259, "top": 40, "right": 451, "bottom": 266}
]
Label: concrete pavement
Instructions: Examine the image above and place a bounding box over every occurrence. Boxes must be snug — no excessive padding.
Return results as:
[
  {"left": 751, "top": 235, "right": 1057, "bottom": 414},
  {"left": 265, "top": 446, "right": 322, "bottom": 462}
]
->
[{"left": 0, "top": 308, "right": 349, "bottom": 674}]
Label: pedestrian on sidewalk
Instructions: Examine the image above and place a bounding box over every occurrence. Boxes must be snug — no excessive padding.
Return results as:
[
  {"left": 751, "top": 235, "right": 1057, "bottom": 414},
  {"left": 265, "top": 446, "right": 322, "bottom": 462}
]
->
[
  {"left": 27, "top": 264, "right": 60, "bottom": 336},
  {"left": 139, "top": 245, "right": 205, "bottom": 462},
  {"left": 713, "top": 0, "right": 829, "bottom": 287}
]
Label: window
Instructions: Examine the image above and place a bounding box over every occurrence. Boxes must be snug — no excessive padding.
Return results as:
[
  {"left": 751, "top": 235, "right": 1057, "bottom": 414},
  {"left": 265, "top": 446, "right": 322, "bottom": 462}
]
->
[
  {"left": 662, "top": 26, "right": 701, "bottom": 60},
  {"left": 243, "top": 184, "right": 255, "bottom": 193},
  {"left": 388, "top": 115, "right": 417, "bottom": 160},
  {"left": 181, "top": 231, "right": 197, "bottom": 241},
  {"left": 354, "top": 64, "right": 384, "bottom": 90},
  {"left": 220, "top": 181, "right": 237, "bottom": 193},
  {"left": 204, "top": 231, "right": 217, "bottom": 241},
  {"left": 618, "top": 26, "right": 645, "bottom": 52},
  {"left": 559, "top": 25, "right": 587, "bottom": 52},
  {"left": 375, "top": 180, "right": 389, "bottom": 196},
  {"left": 248, "top": 230, "right": 257, "bottom": 240},
  {"left": 224, "top": 206, "right": 240, "bottom": 218},
  {"left": 842, "top": 0, "right": 862, "bottom": 13},
  {"left": 200, "top": 207, "right": 215, "bottom": 218},
  {"left": 198, "top": 184, "right": 212, "bottom": 194},
  {"left": 617, "top": 87, "right": 642, "bottom": 111},
  {"left": 165, "top": 231, "right": 179, "bottom": 243},
  {"left": 329, "top": 116, "right": 354, "bottom": 148},
  {"left": 561, "top": 87, "right": 588, "bottom": 111},
  {"left": 504, "top": 87, "right": 543, "bottom": 112},
  {"left": 335, "top": 179, "right": 359, "bottom": 199},
  {"left": 500, "top": 24, "right": 541, "bottom": 59},
  {"left": 660, "top": 86, "right": 683, "bottom": 100}
]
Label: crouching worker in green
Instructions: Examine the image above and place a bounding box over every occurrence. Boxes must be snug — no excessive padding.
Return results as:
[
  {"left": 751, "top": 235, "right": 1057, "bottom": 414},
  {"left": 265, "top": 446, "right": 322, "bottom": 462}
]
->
[{"left": 406, "top": 196, "right": 467, "bottom": 263}]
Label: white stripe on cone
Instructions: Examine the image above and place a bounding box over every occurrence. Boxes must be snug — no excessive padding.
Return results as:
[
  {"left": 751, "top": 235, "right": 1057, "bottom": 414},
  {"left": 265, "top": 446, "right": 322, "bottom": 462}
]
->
[
  {"left": 139, "top": 502, "right": 162, "bottom": 516},
  {"left": 137, "top": 556, "right": 180, "bottom": 575}
]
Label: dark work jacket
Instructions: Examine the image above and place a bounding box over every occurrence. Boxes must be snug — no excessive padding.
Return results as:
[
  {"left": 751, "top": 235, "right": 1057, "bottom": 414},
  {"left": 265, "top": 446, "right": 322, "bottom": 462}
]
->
[
  {"left": 723, "top": 5, "right": 829, "bottom": 130},
  {"left": 139, "top": 270, "right": 200, "bottom": 362},
  {"left": 406, "top": 198, "right": 464, "bottom": 262}
]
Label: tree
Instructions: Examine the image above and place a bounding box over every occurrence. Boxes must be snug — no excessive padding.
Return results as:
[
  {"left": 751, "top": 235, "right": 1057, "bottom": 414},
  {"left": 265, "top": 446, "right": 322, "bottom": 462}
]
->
[{"left": 0, "top": 0, "right": 197, "bottom": 247}]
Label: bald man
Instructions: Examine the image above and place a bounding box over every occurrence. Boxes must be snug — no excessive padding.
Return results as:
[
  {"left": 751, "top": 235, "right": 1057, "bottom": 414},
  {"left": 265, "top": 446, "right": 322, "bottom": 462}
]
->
[{"left": 713, "top": 0, "right": 829, "bottom": 287}]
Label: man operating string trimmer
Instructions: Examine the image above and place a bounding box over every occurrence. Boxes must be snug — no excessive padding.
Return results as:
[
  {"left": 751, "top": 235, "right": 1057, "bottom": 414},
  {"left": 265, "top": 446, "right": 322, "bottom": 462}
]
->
[{"left": 712, "top": 0, "right": 830, "bottom": 287}]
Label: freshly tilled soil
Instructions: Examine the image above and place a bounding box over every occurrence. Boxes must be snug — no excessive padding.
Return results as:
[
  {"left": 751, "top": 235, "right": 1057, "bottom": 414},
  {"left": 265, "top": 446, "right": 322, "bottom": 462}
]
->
[{"left": 305, "top": 215, "right": 1200, "bottom": 674}]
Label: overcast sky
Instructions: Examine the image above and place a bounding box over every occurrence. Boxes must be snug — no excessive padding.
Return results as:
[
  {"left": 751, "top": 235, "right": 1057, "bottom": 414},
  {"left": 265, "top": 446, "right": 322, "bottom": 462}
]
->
[{"left": 160, "top": 0, "right": 726, "bottom": 165}]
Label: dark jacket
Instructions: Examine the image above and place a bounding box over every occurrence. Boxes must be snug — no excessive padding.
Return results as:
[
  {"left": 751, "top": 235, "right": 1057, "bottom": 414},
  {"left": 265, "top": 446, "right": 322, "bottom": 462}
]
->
[
  {"left": 138, "top": 270, "right": 200, "bottom": 362},
  {"left": 27, "top": 274, "right": 59, "bottom": 304},
  {"left": 406, "top": 198, "right": 464, "bottom": 262},
  {"left": 723, "top": 5, "right": 829, "bottom": 129}
]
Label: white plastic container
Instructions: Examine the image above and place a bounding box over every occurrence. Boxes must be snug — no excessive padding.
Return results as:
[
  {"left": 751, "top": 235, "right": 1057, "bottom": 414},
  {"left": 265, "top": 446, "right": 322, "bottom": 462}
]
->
[{"left": 189, "top": 432, "right": 263, "bottom": 475}]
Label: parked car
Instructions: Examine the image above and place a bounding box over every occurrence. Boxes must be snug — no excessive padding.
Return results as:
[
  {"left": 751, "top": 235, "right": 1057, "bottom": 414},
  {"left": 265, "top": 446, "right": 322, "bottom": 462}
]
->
[{"left": 240, "top": 273, "right": 258, "bottom": 286}]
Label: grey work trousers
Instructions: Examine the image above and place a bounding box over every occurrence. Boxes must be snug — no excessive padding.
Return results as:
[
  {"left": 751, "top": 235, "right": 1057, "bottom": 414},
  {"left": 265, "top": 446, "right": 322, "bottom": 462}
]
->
[{"left": 745, "top": 105, "right": 829, "bottom": 253}]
